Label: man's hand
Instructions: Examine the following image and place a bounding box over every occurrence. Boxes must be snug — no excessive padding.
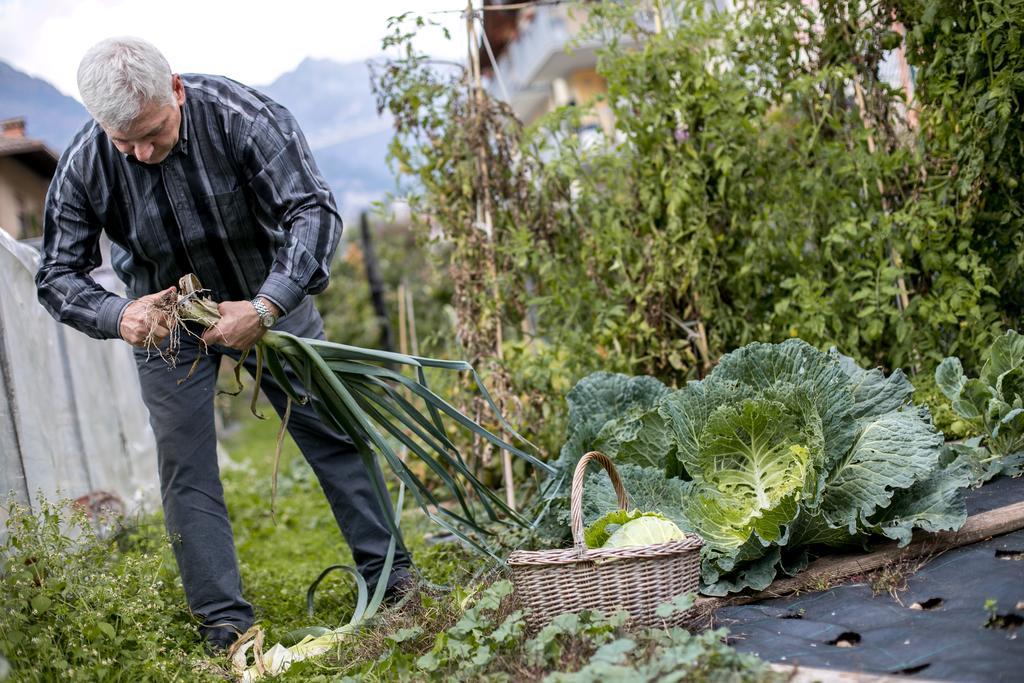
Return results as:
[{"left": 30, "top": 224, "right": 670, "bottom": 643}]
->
[
  {"left": 201, "top": 298, "right": 280, "bottom": 351},
  {"left": 120, "top": 286, "right": 177, "bottom": 347}
]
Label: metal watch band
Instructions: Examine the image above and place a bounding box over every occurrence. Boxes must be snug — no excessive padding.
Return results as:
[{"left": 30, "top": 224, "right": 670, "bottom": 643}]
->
[{"left": 250, "top": 297, "right": 276, "bottom": 327}]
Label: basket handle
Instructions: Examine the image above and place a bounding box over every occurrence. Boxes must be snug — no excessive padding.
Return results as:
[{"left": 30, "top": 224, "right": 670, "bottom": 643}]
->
[{"left": 570, "top": 451, "right": 630, "bottom": 559}]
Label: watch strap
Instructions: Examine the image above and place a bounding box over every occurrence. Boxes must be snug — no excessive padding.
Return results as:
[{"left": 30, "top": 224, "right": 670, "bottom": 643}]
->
[{"left": 250, "top": 297, "right": 276, "bottom": 327}]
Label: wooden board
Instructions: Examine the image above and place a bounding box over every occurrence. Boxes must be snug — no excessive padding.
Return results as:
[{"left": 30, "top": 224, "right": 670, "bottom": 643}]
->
[{"left": 769, "top": 662, "right": 945, "bottom": 683}]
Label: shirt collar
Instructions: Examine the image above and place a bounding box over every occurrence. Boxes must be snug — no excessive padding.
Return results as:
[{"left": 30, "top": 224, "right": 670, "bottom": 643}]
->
[{"left": 174, "top": 102, "right": 190, "bottom": 156}]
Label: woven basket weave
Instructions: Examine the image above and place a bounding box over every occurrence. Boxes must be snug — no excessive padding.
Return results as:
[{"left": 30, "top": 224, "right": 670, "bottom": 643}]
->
[{"left": 508, "top": 451, "right": 703, "bottom": 630}]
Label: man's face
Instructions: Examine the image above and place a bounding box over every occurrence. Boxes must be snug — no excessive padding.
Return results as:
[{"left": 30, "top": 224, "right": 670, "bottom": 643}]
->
[{"left": 105, "top": 74, "right": 186, "bottom": 164}]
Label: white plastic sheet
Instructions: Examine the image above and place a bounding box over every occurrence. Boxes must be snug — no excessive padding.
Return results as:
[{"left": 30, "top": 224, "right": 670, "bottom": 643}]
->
[{"left": 0, "top": 228, "right": 158, "bottom": 528}]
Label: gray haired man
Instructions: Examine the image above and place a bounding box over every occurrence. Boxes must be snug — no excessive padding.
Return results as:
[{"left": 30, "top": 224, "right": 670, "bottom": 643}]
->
[{"left": 36, "top": 37, "right": 412, "bottom": 652}]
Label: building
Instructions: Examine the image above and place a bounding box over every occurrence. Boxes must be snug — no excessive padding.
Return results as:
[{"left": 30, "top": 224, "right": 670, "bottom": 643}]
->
[
  {"left": 481, "top": 0, "right": 614, "bottom": 134},
  {"left": 0, "top": 117, "right": 58, "bottom": 240}
]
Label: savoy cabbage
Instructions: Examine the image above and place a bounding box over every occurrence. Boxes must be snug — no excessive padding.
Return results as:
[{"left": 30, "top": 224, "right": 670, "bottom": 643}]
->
[{"left": 556, "top": 340, "right": 971, "bottom": 595}]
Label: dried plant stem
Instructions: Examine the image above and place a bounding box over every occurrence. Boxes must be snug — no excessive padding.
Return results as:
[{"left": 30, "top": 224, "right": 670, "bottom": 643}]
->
[{"left": 271, "top": 397, "right": 293, "bottom": 521}]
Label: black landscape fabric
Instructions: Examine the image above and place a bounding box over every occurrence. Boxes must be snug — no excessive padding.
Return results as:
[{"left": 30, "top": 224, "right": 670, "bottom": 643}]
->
[{"left": 716, "top": 476, "right": 1024, "bottom": 682}]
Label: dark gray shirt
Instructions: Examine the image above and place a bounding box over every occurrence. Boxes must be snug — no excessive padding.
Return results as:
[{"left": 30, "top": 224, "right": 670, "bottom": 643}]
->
[{"left": 35, "top": 73, "right": 343, "bottom": 340}]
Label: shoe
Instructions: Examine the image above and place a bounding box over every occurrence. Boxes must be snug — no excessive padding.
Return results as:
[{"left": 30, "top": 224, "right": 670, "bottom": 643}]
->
[
  {"left": 202, "top": 624, "right": 245, "bottom": 655},
  {"left": 381, "top": 569, "right": 417, "bottom": 608}
]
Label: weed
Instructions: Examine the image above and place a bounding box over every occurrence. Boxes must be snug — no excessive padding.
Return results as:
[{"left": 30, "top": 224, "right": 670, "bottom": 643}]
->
[
  {"left": 0, "top": 498, "right": 214, "bottom": 682},
  {"left": 868, "top": 556, "right": 930, "bottom": 603}
]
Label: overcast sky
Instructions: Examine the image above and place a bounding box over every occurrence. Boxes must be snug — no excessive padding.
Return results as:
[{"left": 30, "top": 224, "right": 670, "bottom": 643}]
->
[{"left": 0, "top": 0, "right": 469, "bottom": 99}]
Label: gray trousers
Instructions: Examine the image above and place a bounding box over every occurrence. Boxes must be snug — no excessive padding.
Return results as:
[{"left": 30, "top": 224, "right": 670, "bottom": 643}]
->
[{"left": 134, "top": 297, "right": 411, "bottom": 635}]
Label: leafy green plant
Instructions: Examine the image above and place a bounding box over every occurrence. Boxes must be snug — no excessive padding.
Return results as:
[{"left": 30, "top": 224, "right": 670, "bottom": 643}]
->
[
  {"left": 556, "top": 339, "right": 974, "bottom": 595},
  {"left": 415, "top": 580, "right": 526, "bottom": 677},
  {"left": 893, "top": 0, "right": 1024, "bottom": 322},
  {"left": 409, "top": 581, "right": 776, "bottom": 682},
  {"left": 935, "top": 329, "right": 1024, "bottom": 482},
  {"left": 0, "top": 499, "right": 212, "bottom": 682},
  {"left": 369, "top": 1, "right": 1022, "bottom": 490}
]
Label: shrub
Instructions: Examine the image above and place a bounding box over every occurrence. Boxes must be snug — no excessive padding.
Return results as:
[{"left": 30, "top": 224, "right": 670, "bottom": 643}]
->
[{"left": 0, "top": 499, "right": 213, "bottom": 682}]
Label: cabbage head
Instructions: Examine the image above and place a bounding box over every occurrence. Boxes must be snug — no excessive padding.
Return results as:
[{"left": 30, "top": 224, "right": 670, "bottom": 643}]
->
[{"left": 603, "top": 515, "right": 687, "bottom": 548}]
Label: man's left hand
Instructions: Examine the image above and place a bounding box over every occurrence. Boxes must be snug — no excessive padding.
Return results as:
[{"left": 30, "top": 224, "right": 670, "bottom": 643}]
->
[{"left": 201, "top": 299, "right": 279, "bottom": 350}]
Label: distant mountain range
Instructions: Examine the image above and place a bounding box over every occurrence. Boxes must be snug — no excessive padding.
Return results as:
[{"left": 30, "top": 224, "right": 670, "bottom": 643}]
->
[
  {"left": 0, "top": 60, "right": 90, "bottom": 152},
  {"left": 259, "top": 57, "right": 397, "bottom": 215},
  {"left": 0, "top": 57, "right": 396, "bottom": 216}
]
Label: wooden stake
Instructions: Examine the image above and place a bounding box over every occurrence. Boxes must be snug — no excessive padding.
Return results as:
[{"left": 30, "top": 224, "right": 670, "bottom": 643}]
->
[
  {"left": 691, "top": 292, "right": 711, "bottom": 376},
  {"left": 396, "top": 281, "right": 409, "bottom": 466},
  {"left": 360, "top": 210, "right": 394, "bottom": 352},
  {"left": 770, "top": 663, "right": 944, "bottom": 683},
  {"left": 397, "top": 281, "right": 408, "bottom": 357},
  {"left": 467, "top": 1, "right": 516, "bottom": 510},
  {"left": 852, "top": 78, "right": 911, "bottom": 314},
  {"left": 405, "top": 286, "right": 419, "bottom": 357},
  {"left": 892, "top": 21, "right": 919, "bottom": 132}
]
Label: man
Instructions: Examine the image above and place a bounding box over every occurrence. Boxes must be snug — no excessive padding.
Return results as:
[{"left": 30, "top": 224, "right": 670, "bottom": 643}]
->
[{"left": 36, "top": 37, "right": 412, "bottom": 652}]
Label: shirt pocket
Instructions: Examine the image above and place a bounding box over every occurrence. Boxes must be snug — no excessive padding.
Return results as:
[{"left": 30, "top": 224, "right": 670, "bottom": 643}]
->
[{"left": 200, "top": 188, "right": 251, "bottom": 241}]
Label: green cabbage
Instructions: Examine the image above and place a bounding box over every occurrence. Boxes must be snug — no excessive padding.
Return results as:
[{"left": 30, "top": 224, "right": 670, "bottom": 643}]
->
[
  {"left": 603, "top": 516, "right": 687, "bottom": 548},
  {"left": 584, "top": 509, "right": 651, "bottom": 548},
  {"left": 557, "top": 339, "right": 971, "bottom": 595}
]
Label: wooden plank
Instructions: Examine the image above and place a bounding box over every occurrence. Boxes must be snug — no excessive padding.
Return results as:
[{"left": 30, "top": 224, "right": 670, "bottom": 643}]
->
[
  {"left": 698, "top": 500, "right": 1024, "bottom": 610},
  {"left": 769, "top": 663, "right": 944, "bottom": 683}
]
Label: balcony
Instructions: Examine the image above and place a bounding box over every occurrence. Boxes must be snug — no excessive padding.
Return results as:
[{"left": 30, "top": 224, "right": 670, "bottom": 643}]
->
[{"left": 486, "top": 4, "right": 603, "bottom": 123}]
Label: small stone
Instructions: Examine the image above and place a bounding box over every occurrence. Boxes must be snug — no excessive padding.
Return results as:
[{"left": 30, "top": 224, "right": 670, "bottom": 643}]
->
[{"left": 910, "top": 603, "right": 923, "bottom": 610}]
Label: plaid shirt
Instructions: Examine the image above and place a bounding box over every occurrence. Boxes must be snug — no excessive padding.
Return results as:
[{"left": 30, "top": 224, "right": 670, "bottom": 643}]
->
[{"left": 36, "top": 73, "right": 343, "bottom": 340}]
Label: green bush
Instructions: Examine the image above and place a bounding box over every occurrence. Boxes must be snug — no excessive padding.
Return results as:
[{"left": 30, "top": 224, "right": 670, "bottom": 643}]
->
[
  {"left": 0, "top": 500, "right": 212, "bottom": 682},
  {"left": 374, "top": 0, "right": 1020, "bottom": 462}
]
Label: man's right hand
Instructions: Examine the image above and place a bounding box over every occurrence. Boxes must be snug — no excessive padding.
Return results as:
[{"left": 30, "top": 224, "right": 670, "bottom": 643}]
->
[{"left": 119, "top": 286, "right": 177, "bottom": 347}]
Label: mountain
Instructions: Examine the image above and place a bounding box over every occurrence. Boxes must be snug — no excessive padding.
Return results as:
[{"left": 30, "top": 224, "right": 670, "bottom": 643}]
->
[
  {"left": 0, "top": 58, "right": 396, "bottom": 215},
  {"left": 258, "top": 57, "right": 396, "bottom": 215},
  {"left": 0, "top": 60, "right": 90, "bottom": 152}
]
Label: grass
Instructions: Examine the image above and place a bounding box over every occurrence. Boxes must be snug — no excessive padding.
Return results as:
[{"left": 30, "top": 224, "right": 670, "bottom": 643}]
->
[
  {"left": 219, "top": 403, "right": 477, "bottom": 646},
  {"left": 1, "top": 396, "right": 774, "bottom": 682}
]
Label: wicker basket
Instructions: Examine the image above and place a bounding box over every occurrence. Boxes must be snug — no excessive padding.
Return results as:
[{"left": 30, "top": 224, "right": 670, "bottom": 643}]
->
[{"left": 508, "top": 451, "right": 703, "bottom": 630}]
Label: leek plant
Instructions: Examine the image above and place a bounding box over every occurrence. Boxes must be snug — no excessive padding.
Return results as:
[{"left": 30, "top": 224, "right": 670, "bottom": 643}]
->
[
  {"left": 230, "top": 485, "right": 407, "bottom": 681},
  {"left": 154, "top": 275, "right": 556, "bottom": 676},
  {"left": 165, "top": 275, "right": 554, "bottom": 556}
]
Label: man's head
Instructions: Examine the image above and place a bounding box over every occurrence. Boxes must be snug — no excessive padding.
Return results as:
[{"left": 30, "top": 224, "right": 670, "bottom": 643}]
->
[{"left": 77, "top": 37, "right": 185, "bottom": 164}]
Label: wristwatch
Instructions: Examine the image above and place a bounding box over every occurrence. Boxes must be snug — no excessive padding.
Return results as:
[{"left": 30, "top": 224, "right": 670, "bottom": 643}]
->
[{"left": 250, "top": 297, "right": 278, "bottom": 328}]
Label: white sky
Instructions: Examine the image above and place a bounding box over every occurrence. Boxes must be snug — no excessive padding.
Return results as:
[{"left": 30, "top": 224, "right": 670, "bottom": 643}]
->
[{"left": 0, "top": 0, "right": 471, "bottom": 99}]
